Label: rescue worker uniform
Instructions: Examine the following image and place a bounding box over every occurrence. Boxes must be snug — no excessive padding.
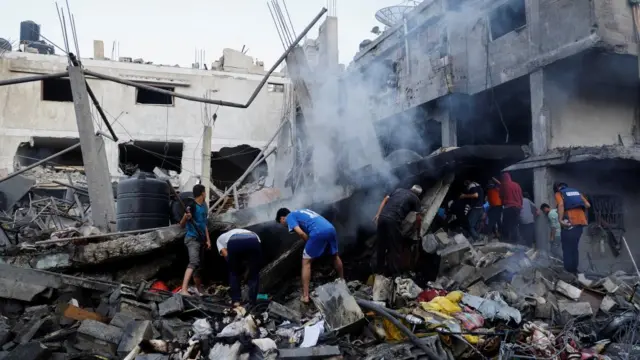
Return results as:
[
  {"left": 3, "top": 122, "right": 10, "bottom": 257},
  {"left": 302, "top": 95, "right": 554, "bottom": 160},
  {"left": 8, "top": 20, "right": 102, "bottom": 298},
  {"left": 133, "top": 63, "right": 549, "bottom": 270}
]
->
[{"left": 555, "top": 185, "right": 589, "bottom": 274}]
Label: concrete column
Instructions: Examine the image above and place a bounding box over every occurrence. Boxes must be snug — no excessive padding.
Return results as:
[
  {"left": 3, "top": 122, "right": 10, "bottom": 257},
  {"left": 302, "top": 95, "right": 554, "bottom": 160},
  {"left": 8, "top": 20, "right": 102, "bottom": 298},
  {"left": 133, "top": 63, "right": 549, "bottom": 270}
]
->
[
  {"left": 69, "top": 67, "right": 116, "bottom": 232},
  {"left": 439, "top": 98, "right": 457, "bottom": 147},
  {"left": 201, "top": 125, "right": 212, "bottom": 201},
  {"left": 530, "top": 69, "right": 554, "bottom": 252}
]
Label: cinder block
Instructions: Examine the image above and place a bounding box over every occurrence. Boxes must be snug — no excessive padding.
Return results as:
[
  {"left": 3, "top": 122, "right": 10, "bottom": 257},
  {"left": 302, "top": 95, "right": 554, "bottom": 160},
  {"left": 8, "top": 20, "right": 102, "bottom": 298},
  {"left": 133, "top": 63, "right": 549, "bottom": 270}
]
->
[
  {"left": 4, "top": 342, "right": 49, "bottom": 360},
  {"left": 75, "top": 319, "right": 123, "bottom": 355}
]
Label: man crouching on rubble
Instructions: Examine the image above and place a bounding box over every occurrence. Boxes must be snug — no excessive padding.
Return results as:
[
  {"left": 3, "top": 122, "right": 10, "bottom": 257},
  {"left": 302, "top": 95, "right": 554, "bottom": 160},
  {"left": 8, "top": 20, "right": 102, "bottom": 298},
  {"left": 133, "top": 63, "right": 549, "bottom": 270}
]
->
[
  {"left": 216, "top": 228, "right": 262, "bottom": 306},
  {"left": 179, "top": 184, "right": 211, "bottom": 296},
  {"left": 373, "top": 185, "right": 423, "bottom": 276},
  {"left": 276, "top": 208, "right": 345, "bottom": 304}
]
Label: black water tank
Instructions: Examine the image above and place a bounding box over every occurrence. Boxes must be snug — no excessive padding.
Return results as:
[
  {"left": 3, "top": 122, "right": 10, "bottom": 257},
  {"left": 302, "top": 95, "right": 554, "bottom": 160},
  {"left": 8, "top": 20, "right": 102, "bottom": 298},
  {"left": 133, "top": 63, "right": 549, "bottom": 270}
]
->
[
  {"left": 20, "top": 21, "right": 40, "bottom": 43},
  {"left": 116, "top": 172, "right": 170, "bottom": 231}
]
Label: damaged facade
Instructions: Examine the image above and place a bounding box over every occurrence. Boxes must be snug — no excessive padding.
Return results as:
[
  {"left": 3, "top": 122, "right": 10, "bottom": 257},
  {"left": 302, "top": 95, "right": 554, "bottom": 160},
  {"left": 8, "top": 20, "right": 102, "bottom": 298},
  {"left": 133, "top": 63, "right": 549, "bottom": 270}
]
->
[
  {"left": 345, "top": 0, "right": 640, "bottom": 274},
  {"left": 0, "top": 47, "right": 292, "bottom": 187}
]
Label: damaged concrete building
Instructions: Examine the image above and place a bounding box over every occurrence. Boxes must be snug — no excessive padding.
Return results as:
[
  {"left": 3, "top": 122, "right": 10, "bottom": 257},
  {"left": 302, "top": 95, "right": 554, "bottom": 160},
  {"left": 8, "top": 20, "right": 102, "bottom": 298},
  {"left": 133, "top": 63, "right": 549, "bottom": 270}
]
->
[
  {"left": 0, "top": 38, "right": 292, "bottom": 188},
  {"left": 335, "top": 0, "right": 640, "bottom": 274}
]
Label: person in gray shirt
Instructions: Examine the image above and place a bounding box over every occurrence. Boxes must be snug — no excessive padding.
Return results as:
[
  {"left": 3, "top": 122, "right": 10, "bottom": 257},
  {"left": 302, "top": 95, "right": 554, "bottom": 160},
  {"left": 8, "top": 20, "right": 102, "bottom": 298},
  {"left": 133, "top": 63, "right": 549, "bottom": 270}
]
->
[{"left": 519, "top": 192, "right": 539, "bottom": 247}]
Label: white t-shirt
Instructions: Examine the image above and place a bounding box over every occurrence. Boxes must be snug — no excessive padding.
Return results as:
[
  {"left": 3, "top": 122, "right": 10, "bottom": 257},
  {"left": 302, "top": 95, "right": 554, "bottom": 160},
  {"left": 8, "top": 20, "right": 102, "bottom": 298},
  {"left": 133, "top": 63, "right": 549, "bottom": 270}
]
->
[{"left": 216, "top": 229, "right": 260, "bottom": 254}]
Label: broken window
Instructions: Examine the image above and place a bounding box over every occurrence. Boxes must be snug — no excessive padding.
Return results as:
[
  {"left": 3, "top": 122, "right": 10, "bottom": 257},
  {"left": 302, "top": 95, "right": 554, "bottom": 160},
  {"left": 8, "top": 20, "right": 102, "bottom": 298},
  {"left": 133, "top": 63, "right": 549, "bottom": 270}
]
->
[
  {"left": 267, "top": 83, "right": 285, "bottom": 93},
  {"left": 489, "top": 0, "right": 526, "bottom": 41},
  {"left": 210, "top": 145, "right": 266, "bottom": 190},
  {"left": 118, "top": 141, "right": 183, "bottom": 175},
  {"left": 588, "top": 195, "right": 624, "bottom": 230},
  {"left": 135, "top": 85, "right": 175, "bottom": 105},
  {"left": 14, "top": 137, "right": 83, "bottom": 169},
  {"left": 42, "top": 78, "right": 73, "bottom": 102}
]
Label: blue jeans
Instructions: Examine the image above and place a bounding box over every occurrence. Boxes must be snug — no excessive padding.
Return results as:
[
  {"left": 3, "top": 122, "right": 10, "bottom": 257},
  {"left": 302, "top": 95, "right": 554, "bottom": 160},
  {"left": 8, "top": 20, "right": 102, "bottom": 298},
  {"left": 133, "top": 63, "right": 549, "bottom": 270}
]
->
[
  {"left": 561, "top": 226, "right": 583, "bottom": 273},
  {"left": 227, "top": 235, "right": 262, "bottom": 303}
]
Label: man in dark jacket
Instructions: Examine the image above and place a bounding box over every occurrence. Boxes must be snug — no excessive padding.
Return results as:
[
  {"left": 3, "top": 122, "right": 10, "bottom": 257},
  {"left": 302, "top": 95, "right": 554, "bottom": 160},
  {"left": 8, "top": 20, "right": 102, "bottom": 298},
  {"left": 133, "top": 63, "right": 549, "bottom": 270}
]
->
[{"left": 373, "top": 185, "right": 422, "bottom": 276}]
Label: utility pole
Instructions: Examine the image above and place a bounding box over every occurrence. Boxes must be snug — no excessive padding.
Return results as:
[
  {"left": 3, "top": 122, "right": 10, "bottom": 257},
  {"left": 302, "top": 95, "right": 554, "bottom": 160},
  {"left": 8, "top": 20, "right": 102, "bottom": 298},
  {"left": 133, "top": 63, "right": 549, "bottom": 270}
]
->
[
  {"left": 68, "top": 66, "right": 116, "bottom": 231},
  {"left": 201, "top": 125, "right": 212, "bottom": 202}
]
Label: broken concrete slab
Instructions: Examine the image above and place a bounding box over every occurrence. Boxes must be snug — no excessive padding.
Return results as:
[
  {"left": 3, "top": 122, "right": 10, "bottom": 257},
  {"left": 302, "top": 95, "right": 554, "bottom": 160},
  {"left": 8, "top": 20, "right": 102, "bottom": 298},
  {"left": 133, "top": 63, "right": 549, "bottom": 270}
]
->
[
  {"left": 14, "top": 316, "right": 52, "bottom": 345},
  {"left": 267, "top": 301, "right": 301, "bottom": 324},
  {"left": 277, "top": 345, "right": 341, "bottom": 358},
  {"left": 557, "top": 301, "right": 593, "bottom": 316},
  {"left": 158, "top": 295, "right": 183, "bottom": 317},
  {"left": 4, "top": 342, "right": 49, "bottom": 360},
  {"left": 75, "top": 320, "right": 123, "bottom": 355},
  {"left": 119, "top": 299, "right": 153, "bottom": 320},
  {"left": 0, "top": 175, "right": 36, "bottom": 213},
  {"left": 117, "top": 320, "right": 153, "bottom": 357},
  {"left": 312, "top": 279, "right": 364, "bottom": 332}
]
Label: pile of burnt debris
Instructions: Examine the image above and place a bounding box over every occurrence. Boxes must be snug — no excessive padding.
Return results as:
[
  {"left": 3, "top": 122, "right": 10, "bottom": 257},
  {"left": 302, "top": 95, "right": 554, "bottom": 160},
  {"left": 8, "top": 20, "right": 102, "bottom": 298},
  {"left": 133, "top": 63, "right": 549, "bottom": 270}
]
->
[{"left": 0, "top": 233, "right": 638, "bottom": 360}]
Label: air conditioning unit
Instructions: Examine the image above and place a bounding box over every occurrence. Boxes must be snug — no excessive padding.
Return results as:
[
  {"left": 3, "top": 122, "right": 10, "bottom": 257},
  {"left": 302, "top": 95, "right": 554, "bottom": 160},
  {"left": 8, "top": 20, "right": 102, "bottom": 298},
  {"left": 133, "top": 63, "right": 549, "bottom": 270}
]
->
[{"left": 119, "top": 57, "right": 132, "bottom": 62}]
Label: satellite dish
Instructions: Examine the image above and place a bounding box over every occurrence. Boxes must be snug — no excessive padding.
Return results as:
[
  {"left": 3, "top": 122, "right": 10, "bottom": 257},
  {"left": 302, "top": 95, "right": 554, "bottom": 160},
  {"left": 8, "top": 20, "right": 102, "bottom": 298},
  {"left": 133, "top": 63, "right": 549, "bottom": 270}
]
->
[{"left": 375, "top": 1, "right": 421, "bottom": 27}]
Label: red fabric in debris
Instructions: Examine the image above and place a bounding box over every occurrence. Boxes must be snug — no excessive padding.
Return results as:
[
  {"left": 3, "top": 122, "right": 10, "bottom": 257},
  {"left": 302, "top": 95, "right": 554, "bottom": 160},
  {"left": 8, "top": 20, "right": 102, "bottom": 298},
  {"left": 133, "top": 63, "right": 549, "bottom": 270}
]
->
[
  {"left": 150, "top": 281, "right": 169, "bottom": 293},
  {"left": 417, "top": 289, "right": 447, "bottom": 302},
  {"left": 172, "top": 286, "right": 182, "bottom": 294},
  {"left": 500, "top": 173, "right": 523, "bottom": 209}
]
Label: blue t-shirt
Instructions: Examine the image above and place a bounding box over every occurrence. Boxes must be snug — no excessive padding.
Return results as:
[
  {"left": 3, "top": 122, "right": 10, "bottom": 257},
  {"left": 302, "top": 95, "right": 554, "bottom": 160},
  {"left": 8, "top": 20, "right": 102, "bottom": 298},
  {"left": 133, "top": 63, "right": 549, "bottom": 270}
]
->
[
  {"left": 286, "top": 209, "right": 334, "bottom": 238},
  {"left": 186, "top": 202, "right": 208, "bottom": 241}
]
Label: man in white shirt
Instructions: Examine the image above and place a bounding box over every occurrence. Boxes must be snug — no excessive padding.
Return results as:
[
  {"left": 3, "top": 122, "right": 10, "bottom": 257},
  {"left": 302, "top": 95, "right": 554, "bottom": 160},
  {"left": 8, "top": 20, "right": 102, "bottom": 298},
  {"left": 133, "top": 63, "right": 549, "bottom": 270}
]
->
[{"left": 216, "top": 228, "right": 262, "bottom": 305}]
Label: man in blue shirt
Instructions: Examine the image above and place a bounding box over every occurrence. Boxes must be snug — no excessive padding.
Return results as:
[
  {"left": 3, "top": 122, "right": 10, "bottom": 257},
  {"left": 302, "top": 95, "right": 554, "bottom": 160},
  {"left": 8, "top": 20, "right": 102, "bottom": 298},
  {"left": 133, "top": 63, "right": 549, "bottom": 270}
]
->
[
  {"left": 276, "top": 208, "right": 344, "bottom": 304},
  {"left": 179, "top": 184, "right": 211, "bottom": 296}
]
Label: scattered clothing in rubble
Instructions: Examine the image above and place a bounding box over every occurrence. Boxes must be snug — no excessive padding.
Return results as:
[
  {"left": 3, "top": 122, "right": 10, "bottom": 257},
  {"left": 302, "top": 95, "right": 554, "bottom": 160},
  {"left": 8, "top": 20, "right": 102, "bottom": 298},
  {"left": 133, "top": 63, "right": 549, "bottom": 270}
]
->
[
  {"left": 374, "top": 187, "right": 422, "bottom": 276},
  {"left": 500, "top": 173, "right": 523, "bottom": 244},
  {"left": 217, "top": 229, "right": 262, "bottom": 304}
]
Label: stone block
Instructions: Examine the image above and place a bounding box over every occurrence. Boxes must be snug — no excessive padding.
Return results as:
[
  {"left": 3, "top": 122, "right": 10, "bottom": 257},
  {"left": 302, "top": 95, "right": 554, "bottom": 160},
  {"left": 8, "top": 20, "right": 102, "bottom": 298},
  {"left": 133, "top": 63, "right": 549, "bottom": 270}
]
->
[
  {"left": 117, "top": 320, "right": 153, "bottom": 356},
  {"left": 110, "top": 312, "right": 136, "bottom": 329},
  {"left": 119, "top": 299, "right": 152, "bottom": 320},
  {"left": 75, "top": 319, "right": 123, "bottom": 355},
  {"left": 158, "top": 296, "right": 184, "bottom": 317}
]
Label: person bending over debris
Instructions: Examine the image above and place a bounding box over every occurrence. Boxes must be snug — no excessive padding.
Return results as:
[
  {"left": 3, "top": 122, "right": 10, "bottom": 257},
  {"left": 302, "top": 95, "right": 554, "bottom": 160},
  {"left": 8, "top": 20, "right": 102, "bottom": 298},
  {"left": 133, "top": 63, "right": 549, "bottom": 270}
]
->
[
  {"left": 540, "top": 203, "right": 562, "bottom": 256},
  {"left": 216, "top": 228, "right": 262, "bottom": 306},
  {"left": 554, "top": 182, "right": 590, "bottom": 274},
  {"left": 276, "top": 208, "right": 344, "bottom": 304},
  {"left": 519, "top": 192, "right": 539, "bottom": 248},
  {"left": 179, "top": 184, "right": 211, "bottom": 296},
  {"left": 459, "top": 180, "right": 484, "bottom": 242},
  {"left": 373, "top": 185, "right": 423, "bottom": 276},
  {"left": 499, "top": 172, "right": 523, "bottom": 244}
]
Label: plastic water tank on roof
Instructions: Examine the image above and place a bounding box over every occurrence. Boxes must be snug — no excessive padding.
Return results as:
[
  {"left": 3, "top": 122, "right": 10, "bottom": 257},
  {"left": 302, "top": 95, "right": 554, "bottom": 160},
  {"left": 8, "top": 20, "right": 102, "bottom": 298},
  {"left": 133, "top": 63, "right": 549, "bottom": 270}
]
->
[
  {"left": 116, "top": 172, "right": 170, "bottom": 231},
  {"left": 20, "top": 21, "right": 40, "bottom": 43}
]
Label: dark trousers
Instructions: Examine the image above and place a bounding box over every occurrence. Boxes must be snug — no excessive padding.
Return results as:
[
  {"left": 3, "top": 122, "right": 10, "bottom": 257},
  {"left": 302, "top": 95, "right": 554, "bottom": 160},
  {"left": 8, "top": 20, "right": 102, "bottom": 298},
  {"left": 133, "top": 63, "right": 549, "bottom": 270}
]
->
[
  {"left": 561, "top": 226, "right": 583, "bottom": 274},
  {"left": 502, "top": 207, "right": 520, "bottom": 244},
  {"left": 467, "top": 207, "right": 484, "bottom": 240},
  {"left": 227, "top": 236, "right": 262, "bottom": 303},
  {"left": 376, "top": 217, "right": 404, "bottom": 276},
  {"left": 519, "top": 223, "right": 535, "bottom": 248},
  {"left": 487, "top": 207, "right": 502, "bottom": 235}
]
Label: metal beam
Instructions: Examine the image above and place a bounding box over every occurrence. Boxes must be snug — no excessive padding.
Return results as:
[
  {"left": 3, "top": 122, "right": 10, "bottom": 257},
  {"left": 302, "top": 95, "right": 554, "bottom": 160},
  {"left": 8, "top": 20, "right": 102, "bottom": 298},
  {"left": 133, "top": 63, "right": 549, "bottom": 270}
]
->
[
  {"left": 82, "top": 7, "right": 328, "bottom": 109},
  {"left": 0, "top": 71, "right": 69, "bottom": 87}
]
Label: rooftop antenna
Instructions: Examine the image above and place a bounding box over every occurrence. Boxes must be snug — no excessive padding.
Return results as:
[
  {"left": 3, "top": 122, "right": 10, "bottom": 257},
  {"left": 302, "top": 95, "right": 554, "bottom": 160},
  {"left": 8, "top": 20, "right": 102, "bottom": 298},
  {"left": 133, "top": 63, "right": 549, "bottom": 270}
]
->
[{"left": 375, "top": 0, "right": 421, "bottom": 27}]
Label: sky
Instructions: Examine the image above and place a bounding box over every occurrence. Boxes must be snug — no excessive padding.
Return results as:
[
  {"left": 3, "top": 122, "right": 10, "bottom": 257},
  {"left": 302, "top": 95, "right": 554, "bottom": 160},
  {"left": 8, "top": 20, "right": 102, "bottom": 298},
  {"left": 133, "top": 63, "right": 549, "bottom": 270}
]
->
[{"left": 0, "top": 0, "right": 403, "bottom": 68}]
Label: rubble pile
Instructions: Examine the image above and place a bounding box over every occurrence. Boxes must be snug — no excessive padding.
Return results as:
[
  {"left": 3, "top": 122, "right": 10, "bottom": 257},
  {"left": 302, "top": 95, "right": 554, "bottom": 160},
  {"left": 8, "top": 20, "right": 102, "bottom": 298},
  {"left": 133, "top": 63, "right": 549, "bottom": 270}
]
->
[
  {"left": 0, "top": 230, "right": 638, "bottom": 360},
  {"left": 21, "top": 166, "right": 87, "bottom": 187}
]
